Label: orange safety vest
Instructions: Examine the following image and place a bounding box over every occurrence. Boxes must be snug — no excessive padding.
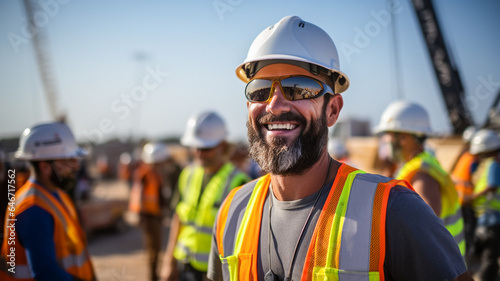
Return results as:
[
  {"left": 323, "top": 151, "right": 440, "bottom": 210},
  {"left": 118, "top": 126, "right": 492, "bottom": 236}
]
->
[
  {"left": 451, "top": 151, "right": 478, "bottom": 205},
  {"left": 129, "top": 164, "right": 163, "bottom": 216},
  {"left": 0, "top": 181, "right": 95, "bottom": 280},
  {"left": 216, "top": 164, "right": 412, "bottom": 281}
]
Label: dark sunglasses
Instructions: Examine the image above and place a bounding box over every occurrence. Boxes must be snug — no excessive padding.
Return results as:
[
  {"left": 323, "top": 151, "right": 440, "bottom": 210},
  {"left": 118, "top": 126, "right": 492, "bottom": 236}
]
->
[{"left": 245, "top": 75, "right": 334, "bottom": 102}]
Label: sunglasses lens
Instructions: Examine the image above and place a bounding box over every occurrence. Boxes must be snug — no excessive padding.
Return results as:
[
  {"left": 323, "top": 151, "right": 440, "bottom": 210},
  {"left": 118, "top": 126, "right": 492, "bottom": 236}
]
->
[
  {"left": 246, "top": 79, "right": 273, "bottom": 102},
  {"left": 281, "top": 76, "right": 323, "bottom": 101},
  {"left": 245, "top": 76, "right": 328, "bottom": 102}
]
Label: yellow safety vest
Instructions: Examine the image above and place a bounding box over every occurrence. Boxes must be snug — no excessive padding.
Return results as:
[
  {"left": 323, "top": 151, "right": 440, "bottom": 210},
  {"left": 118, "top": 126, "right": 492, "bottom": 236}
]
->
[
  {"left": 0, "top": 181, "right": 95, "bottom": 280},
  {"left": 396, "top": 152, "right": 465, "bottom": 257},
  {"left": 216, "top": 164, "right": 412, "bottom": 281},
  {"left": 473, "top": 158, "right": 500, "bottom": 216},
  {"left": 174, "top": 162, "right": 249, "bottom": 271}
]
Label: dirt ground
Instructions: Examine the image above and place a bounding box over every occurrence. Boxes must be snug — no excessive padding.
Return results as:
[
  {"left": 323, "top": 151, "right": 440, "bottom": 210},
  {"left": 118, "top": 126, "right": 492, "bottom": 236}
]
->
[
  {"left": 86, "top": 180, "right": 170, "bottom": 281},
  {"left": 88, "top": 222, "right": 170, "bottom": 281}
]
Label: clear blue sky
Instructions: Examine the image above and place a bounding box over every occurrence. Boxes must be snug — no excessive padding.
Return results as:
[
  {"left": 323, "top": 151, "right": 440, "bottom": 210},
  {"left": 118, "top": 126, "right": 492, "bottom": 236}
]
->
[{"left": 1, "top": 0, "right": 499, "bottom": 144}]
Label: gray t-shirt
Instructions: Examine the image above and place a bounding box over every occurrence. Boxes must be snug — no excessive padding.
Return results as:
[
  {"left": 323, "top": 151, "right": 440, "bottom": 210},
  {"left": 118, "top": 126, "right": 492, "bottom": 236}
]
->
[{"left": 207, "top": 183, "right": 467, "bottom": 281}]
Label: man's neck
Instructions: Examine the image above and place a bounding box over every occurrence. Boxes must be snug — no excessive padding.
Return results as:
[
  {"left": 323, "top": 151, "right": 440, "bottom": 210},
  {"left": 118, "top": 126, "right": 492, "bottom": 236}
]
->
[
  {"left": 269, "top": 153, "right": 341, "bottom": 201},
  {"left": 204, "top": 161, "right": 225, "bottom": 175},
  {"left": 403, "top": 146, "right": 424, "bottom": 162},
  {"left": 33, "top": 175, "right": 59, "bottom": 192}
]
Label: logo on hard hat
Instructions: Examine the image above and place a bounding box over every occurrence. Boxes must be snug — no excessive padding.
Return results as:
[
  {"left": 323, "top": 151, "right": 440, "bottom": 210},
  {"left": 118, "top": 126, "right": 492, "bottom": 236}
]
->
[{"left": 34, "top": 134, "right": 62, "bottom": 147}]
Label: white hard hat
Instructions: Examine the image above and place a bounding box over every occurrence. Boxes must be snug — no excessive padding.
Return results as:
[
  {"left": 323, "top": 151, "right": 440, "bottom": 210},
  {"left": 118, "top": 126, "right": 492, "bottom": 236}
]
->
[
  {"left": 119, "top": 152, "right": 132, "bottom": 165},
  {"left": 15, "top": 122, "right": 88, "bottom": 161},
  {"left": 181, "top": 111, "right": 227, "bottom": 149},
  {"left": 236, "top": 15, "right": 349, "bottom": 94},
  {"left": 141, "top": 143, "right": 169, "bottom": 164},
  {"left": 469, "top": 129, "right": 500, "bottom": 155},
  {"left": 328, "top": 139, "right": 348, "bottom": 159},
  {"left": 374, "top": 101, "right": 432, "bottom": 136},
  {"left": 462, "top": 126, "right": 477, "bottom": 143}
]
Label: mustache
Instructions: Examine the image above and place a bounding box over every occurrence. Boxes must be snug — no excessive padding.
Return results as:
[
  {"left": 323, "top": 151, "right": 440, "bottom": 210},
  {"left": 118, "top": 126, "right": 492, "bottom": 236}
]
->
[{"left": 257, "top": 112, "right": 306, "bottom": 126}]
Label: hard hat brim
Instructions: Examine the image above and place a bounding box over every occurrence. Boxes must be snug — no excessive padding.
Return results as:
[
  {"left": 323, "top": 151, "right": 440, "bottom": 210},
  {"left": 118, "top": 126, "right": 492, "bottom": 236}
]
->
[
  {"left": 14, "top": 147, "right": 89, "bottom": 161},
  {"left": 180, "top": 135, "right": 223, "bottom": 149},
  {"left": 373, "top": 126, "right": 432, "bottom": 137},
  {"left": 235, "top": 55, "right": 350, "bottom": 94}
]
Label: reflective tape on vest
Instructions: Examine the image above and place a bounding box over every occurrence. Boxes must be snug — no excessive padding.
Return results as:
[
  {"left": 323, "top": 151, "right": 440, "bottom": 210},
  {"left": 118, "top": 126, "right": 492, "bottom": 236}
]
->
[
  {"left": 217, "top": 165, "right": 410, "bottom": 281},
  {"left": 339, "top": 173, "right": 380, "bottom": 272},
  {"left": 176, "top": 242, "right": 210, "bottom": 264},
  {"left": 185, "top": 222, "right": 213, "bottom": 235},
  {"left": 10, "top": 264, "right": 33, "bottom": 279},
  {"left": 59, "top": 251, "right": 90, "bottom": 270},
  {"left": 17, "top": 188, "right": 68, "bottom": 230}
]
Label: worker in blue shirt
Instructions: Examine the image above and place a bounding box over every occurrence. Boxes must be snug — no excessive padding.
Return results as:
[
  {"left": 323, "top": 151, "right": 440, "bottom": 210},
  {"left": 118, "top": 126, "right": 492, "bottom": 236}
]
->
[
  {"left": 0, "top": 122, "right": 95, "bottom": 281},
  {"left": 468, "top": 129, "right": 500, "bottom": 281}
]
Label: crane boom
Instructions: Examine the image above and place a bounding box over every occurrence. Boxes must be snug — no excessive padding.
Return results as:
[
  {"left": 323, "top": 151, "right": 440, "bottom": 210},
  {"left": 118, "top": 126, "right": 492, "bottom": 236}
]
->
[
  {"left": 23, "top": 0, "right": 60, "bottom": 121},
  {"left": 411, "top": 0, "right": 474, "bottom": 135}
]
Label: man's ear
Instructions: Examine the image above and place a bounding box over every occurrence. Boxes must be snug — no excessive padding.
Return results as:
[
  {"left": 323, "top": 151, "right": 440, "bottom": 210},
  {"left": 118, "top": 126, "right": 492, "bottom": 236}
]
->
[{"left": 326, "top": 94, "right": 343, "bottom": 127}]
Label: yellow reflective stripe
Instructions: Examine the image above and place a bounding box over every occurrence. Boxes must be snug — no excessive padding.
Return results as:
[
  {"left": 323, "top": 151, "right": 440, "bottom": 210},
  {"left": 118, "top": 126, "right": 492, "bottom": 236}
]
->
[
  {"left": 312, "top": 266, "right": 380, "bottom": 281},
  {"left": 234, "top": 177, "right": 266, "bottom": 254},
  {"left": 220, "top": 255, "right": 238, "bottom": 281},
  {"left": 328, "top": 170, "right": 365, "bottom": 268}
]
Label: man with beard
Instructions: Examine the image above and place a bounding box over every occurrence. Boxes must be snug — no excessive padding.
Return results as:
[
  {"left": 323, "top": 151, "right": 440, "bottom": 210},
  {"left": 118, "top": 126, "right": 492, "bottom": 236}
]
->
[
  {"left": 0, "top": 122, "right": 95, "bottom": 281},
  {"left": 375, "top": 101, "right": 466, "bottom": 258},
  {"left": 160, "top": 111, "right": 250, "bottom": 281},
  {"left": 207, "top": 16, "right": 472, "bottom": 281}
]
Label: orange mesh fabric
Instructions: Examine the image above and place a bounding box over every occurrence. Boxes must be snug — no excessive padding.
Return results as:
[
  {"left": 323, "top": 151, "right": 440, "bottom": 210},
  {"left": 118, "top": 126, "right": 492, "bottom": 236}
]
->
[
  {"left": 369, "top": 182, "right": 385, "bottom": 272},
  {"left": 302, "top": 164, "right": 357, "bottom": 280}
]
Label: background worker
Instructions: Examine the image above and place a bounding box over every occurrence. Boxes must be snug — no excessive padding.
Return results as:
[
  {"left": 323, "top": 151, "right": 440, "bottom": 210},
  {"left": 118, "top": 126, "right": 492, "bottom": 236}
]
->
[
  {"left": 160, "top": 111, "right": 250, "bottom": 281},
  {"left": 0, "top": 122, "right": 95, "bottom": 281},
  {"left": 468, "top": 129, "right": 500, "bottom": 281},
  {"left": 129, "top": 142, "right": 172, "bottom": 281},
  {"left": 451, "top": 126, "right": 480, "bottom": 260},
  {"left": 208, "top": 15, "right": 471, "bottom": 281},
  {"left": 375, "top": 100, "right": 466, "bottom": 257}
]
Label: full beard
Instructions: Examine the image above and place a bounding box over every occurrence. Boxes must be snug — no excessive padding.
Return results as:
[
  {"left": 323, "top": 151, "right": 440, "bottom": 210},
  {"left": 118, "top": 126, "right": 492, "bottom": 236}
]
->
[
  {"left": 50, "top": 166, "right": 77, "bottom": 194},
  {"left": 247, "top": 111, "right": 328, "bottom": 176}
]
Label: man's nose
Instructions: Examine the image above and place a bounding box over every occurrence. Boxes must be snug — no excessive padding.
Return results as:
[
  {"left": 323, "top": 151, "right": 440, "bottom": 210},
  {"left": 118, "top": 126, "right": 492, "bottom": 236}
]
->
[{"left": 266, "top": 82, "right": 291, "bottom": 115}]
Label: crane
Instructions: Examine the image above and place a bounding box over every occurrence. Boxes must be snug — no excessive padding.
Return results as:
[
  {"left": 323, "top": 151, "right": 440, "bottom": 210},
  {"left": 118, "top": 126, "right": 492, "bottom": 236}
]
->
[
  {"left": 22, "top": 0, "right": 62, "bottom": 121},
  {"left": 410, "top": 0, "right": 474, "bottom": 135}
]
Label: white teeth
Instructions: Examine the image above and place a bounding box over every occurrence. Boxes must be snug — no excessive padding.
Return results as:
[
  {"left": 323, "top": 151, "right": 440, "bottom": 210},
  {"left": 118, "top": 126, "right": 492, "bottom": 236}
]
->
[{"left": 268, "top": 123, "right": 296, "bottom": 130}]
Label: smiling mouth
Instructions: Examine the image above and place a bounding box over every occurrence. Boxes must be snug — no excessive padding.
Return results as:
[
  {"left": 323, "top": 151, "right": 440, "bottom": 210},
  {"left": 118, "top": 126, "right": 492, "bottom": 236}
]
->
[{"left": 266, "top": 123, "right": 297, "bottom": 130}]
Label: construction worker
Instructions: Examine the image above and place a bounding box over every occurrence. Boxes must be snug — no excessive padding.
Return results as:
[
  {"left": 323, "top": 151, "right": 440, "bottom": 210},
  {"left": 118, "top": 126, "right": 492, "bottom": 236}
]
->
[
  {"left": 468, "top": 129, "right": 500, "bottom": 281},
  {"left": 129, "top": 142, "right": 171, "bottom": 281},
  {"left": 207, "top": 16, "right": 472, "bottom": 281},
  {"left": 118, "top": 152, "right": 133, "bottom": 189},
  {"left": 0, "top": 122, "right": 95, "bottom": 280},
  {"left": 375, "top": 101, "right": 466, "bottom": 257},
  {"left": 160, "top": 111, "right": 250, "bottom": 281},
  {"left": 451, "top": 126, "right": 480, "bottom": 260}
]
